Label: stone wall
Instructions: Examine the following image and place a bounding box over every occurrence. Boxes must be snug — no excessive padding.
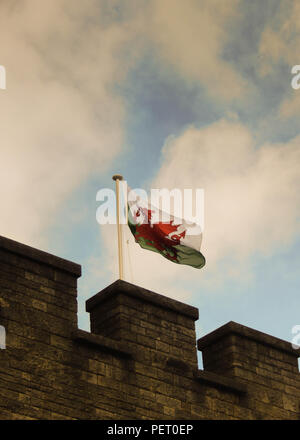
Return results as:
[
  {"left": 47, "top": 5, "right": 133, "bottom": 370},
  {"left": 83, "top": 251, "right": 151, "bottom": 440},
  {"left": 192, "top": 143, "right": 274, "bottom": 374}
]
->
[{"left": 0, "top": 235, "right": 299, "bottom": 419}]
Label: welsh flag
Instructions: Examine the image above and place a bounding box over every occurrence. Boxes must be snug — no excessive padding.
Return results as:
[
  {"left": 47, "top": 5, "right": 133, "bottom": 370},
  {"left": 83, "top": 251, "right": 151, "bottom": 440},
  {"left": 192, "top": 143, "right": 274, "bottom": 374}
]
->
[{"left": 127, "top": 191, "right": 205, "bottom": 269}]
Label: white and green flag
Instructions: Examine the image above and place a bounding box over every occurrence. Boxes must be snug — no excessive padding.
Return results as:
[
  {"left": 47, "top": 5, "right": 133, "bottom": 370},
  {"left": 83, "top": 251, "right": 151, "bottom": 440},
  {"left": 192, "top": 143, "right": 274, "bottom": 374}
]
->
[{"left": 127, "top": 189, "right": 205, "bottom": 269}]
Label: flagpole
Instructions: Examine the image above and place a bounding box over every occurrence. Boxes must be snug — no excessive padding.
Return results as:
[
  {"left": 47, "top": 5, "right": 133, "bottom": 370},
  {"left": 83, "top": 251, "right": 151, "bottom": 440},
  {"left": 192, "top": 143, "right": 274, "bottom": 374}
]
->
[{"left": 112, "top": 174, "right": 124, "bottom": 280}]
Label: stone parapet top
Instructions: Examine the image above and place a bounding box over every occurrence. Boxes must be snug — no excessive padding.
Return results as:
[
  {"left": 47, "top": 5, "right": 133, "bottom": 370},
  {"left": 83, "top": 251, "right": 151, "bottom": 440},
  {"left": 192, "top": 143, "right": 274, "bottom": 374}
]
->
[
  {"left": 72, "top": 329, "right": 133, "bottom": 358},
  {"left": 197, "top": 321, "right": 299, "bottom": 357},
  {"left": 0, "top": 235, "right": 81, "bottom": 277},
  {"left": 194, "top": 369, "right": 247, "bottom": 394},
  {"left": 86, "top": 279, "right": 199, "bottom": 320}
]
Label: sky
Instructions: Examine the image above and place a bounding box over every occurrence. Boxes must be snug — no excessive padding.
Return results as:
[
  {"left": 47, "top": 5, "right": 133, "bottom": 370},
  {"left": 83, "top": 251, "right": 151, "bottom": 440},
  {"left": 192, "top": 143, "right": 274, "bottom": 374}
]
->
[{"left": 0, "top": 0, "right": 299, "bottom": 358}]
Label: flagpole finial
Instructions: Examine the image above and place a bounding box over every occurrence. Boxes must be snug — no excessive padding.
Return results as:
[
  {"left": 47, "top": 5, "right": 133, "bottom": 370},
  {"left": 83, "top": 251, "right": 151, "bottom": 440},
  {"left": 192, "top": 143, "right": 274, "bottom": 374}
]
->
[
  {"left": 112, "top": 174, "right": 124, "bottom": 280},
  {"left": 112, "top": 174, "right": 123, "bottom": 181}
]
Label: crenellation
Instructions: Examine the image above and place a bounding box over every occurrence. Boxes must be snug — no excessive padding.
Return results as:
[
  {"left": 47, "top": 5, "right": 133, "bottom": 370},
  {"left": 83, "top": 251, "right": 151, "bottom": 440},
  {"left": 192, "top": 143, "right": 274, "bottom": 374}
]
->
[{"left": 0, "top": 234, "right": 299, "bottom": 419}]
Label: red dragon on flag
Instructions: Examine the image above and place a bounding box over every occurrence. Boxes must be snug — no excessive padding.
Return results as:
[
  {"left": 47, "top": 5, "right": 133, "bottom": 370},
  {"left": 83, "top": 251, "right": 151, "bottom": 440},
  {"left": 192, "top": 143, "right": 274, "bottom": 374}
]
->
[{"left": 127, "top": 196, "right": 205, "bottom": 269}]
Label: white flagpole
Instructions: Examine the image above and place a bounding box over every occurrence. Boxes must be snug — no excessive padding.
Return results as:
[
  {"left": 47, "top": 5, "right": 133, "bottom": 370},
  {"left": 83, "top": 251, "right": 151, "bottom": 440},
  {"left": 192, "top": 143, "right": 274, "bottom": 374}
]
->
[{"left": 112, "top": 174, "right": 124, "bottom": 280}]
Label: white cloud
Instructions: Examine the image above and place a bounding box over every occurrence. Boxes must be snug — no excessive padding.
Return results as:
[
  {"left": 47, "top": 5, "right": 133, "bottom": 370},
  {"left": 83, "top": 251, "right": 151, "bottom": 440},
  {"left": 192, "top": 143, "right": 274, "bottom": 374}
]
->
[
  {"left": 0, "top": 0, "right": 258, "bottom": 249},
  {"left": 258, "top": 0, "right": 300, "bottom": 71},
  {"left": 279, "top": 93, "right": 300, "bottom": 119},
  {"left": 99, "top": 119, "right": 300, "bottom": 300},
  {"left": 258, "top": 0, "right": 300, "bottom": 118},
  {"left": 148, "top": 0, "right": 248, "bottom": 101},
  {"left": 153, "top": 119, "right": 300, "bottom": 263},
  {"left": 0, "top": 0, "right": 139, "bottom": 246}
]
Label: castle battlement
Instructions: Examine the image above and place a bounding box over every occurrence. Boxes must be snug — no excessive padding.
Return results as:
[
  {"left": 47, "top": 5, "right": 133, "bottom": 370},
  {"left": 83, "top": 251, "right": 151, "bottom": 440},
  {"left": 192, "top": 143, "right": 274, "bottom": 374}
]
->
[{"left": 0, "top": 235, "right": 299, "bottom": 419}]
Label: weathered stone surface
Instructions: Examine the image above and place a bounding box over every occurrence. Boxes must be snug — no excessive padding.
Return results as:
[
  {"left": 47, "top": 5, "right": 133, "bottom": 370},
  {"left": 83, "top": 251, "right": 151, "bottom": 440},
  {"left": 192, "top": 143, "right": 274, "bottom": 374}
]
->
[{"left": 0, "top": 235, "right": 299, "bottom": 419}]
